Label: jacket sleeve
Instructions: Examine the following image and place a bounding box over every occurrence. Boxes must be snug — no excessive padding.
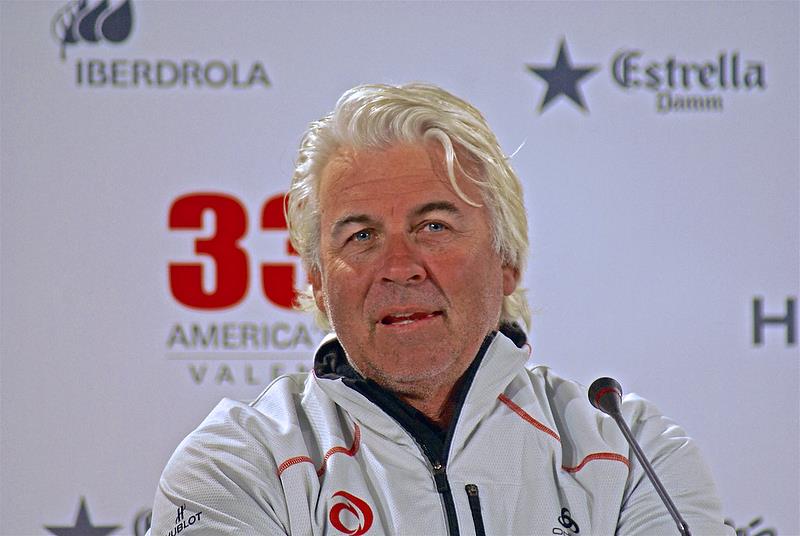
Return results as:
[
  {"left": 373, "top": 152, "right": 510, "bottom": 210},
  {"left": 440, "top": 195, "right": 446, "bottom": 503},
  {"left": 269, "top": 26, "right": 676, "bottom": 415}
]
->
[
  {"left": 616, "top": 395, "right": 734, "bottom": 536},
  {"left": 146, "top": 403, "right": 290, "bottom": 536}
]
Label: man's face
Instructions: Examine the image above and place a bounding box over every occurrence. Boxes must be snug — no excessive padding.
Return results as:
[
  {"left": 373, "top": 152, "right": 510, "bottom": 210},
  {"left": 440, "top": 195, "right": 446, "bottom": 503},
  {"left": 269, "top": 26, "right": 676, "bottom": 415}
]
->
[{"left": 311, "top": 143, "right": 518, "bottom": 398}]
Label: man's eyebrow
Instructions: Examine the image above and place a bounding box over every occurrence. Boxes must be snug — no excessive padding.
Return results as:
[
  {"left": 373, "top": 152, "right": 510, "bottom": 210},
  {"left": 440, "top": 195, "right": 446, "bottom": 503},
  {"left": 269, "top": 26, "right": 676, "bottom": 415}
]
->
[
  {"left": 329, "top": 202, "right": 461, "bottom": 236},
  {"left": 331, "top": 214, "right": 376, "bottom": 236},
  {"left": 411, "top": 201, "right": 462, "bottom": 218}
]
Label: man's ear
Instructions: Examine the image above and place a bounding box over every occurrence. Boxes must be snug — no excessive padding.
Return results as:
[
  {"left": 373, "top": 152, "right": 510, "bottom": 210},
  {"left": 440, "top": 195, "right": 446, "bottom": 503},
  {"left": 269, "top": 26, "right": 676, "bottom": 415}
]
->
[
  {"left": 502, "top": 264, "right": 520, "bottom": 296},
  {"left": 309, "top": 267, "right": 326, "bottom": 314}
]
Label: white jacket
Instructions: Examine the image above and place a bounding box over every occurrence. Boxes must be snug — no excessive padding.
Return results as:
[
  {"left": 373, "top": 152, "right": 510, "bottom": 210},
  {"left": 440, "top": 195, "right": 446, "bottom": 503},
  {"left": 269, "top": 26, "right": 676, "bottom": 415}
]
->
[{"left": 148, "top": 330, "right": 732, "bottom": 535}]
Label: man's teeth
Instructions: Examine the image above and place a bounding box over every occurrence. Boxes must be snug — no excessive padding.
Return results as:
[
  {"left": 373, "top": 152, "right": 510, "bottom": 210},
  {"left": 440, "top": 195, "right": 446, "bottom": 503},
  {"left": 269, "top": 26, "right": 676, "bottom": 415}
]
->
[{"left": 383, "top": 312, "right": 437, "bottom": 325}]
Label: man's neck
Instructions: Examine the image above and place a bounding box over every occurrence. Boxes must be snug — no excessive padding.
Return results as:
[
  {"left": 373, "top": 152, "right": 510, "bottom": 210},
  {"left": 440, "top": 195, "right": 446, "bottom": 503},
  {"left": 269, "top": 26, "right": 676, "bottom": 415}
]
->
[{"left": 395, "top": 379, "right": 463, "bottom": 430}]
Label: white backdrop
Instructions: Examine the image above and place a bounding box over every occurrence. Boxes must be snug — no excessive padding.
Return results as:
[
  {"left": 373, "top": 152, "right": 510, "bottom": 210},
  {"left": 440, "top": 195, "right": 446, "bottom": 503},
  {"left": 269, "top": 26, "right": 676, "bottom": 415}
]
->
[{"left": 1, "top": 1, "right": 798, "bottom": 535}]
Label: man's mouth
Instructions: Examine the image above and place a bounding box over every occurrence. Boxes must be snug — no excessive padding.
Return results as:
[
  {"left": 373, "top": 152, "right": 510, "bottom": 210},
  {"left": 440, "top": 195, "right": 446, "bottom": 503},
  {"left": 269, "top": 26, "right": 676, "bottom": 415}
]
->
[{"left": 380, "top": 311, "right": 443, "bottom": 326}]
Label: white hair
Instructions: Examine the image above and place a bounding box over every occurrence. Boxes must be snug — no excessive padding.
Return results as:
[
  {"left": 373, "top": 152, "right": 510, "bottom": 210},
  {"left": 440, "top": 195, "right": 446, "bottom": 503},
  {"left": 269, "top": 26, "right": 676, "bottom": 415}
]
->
[{"left": 286, "top": 83, "right": 530, "bottom": 331}]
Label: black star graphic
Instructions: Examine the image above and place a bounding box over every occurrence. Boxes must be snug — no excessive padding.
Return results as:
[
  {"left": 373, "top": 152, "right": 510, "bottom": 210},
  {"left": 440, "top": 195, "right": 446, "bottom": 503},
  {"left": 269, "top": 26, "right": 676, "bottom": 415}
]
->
[
  {"left": 44, "top": 497, "right": 121, "bottom": 536},
  {"left": 527, "top": 39, "right": 598, "bottom": 113}
]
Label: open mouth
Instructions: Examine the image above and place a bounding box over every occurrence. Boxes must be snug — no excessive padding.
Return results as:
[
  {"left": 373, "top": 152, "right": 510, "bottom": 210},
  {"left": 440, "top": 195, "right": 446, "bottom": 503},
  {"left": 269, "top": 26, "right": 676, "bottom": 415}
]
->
[{"left": 380, "top": 311, "right": 443, "bottom": 326}]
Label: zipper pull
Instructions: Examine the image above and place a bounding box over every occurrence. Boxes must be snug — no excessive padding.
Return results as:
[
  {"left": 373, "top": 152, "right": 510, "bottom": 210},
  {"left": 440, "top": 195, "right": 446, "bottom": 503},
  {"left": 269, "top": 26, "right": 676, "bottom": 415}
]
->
[
  {"left": 432, "top": 462, "right": 450, "bottom": 493},
  {"left": 465, "top": 484, "right": 487, "bottom": 536}
]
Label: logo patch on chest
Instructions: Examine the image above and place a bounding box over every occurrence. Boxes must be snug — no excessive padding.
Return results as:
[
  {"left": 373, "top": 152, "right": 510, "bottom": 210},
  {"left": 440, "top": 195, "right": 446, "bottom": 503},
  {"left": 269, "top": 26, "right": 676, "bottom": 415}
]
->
[
  {"left": 329, "top": 490, "right": 374, "bottom": 536},
  {"left": 553, "top": 507, "right": 580, "bottom": 534}
]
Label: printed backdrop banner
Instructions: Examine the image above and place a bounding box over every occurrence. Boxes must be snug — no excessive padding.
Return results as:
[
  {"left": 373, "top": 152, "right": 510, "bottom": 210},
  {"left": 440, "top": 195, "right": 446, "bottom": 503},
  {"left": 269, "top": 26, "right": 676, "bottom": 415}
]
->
[{"left": 1, "top": 1, "right": 798, "bottom": 535}]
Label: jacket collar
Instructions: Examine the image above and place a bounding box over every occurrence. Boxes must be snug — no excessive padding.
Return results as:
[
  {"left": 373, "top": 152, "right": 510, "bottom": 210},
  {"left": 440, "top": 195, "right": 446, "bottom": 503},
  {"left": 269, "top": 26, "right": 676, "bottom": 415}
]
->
[{"left": 311, "top": 323, "right": 530, "bottom": 463}]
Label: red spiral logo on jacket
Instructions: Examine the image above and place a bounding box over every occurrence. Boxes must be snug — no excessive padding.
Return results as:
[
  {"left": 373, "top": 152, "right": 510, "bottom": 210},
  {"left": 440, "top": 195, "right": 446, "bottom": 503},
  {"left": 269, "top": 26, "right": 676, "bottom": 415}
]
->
[{"left": 329, "top": 490, "right": 374, "bottom": 535}]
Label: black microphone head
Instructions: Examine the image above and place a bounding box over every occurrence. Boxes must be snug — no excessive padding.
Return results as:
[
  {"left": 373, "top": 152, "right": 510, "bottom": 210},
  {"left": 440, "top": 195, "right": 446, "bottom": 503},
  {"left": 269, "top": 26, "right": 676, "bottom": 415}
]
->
[{"left": 588, "top": 377, "right": 623, "bottom": 415}]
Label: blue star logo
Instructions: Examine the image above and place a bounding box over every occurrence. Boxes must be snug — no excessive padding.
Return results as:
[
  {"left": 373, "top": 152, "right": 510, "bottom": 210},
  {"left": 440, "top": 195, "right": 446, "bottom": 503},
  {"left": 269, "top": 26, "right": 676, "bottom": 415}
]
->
[
  {"left": 527, "top": 39, "right": 598, "bottom": 113},
  {"left": 44, "top": 497, "right": 120, "bottom": 536}
]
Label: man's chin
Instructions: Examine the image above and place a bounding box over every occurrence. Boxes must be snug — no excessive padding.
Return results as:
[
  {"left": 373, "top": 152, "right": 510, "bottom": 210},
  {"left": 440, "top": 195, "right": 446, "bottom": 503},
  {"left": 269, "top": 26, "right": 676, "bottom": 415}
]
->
[
  {"left": 360, "top": 354, "right": 459, "bottom": 389},
  {"left": 367, "top": 368, "right": 446, "bottom": 399}
]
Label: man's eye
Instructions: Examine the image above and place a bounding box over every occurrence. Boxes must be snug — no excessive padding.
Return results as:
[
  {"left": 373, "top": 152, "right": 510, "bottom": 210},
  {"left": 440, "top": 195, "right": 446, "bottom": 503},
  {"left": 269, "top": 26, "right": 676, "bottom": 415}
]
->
[
  {"left": 352, "top": 230, "right": 372, "bottom": 242},
  {"left": 425, "top": 222, "right": 446, "bottom": 232}
]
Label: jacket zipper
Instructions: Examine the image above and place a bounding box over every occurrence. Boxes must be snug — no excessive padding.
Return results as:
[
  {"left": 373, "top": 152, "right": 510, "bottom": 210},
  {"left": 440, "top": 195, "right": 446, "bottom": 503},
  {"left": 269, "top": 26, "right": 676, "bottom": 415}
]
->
[
  {"left": 465, "top": 484, "right": 486, "bottom": 536},
  {"left": 432, "top": 461, "right": 460, "bottom": 536},
  {"left": 331, "top": 333, "right": 500, "bottom": 536}
]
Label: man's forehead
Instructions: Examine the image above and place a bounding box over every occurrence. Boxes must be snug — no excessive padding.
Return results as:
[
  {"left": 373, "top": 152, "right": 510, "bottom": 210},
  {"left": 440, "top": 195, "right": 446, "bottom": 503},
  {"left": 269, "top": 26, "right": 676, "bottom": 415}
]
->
[
  {"left": 320, "top": 146, "right": 358, "bottom": 183},
  {"left": 324, "top": 143, "right": 439, "bottom": 174},
  {"left": 319, "top": 143, "right": 451, "bottom": 198}
]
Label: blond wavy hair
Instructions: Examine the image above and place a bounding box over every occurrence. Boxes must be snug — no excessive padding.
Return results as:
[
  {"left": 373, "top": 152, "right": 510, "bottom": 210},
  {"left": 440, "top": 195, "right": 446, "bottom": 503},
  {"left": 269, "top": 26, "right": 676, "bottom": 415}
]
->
[{"left": 286, "top": 83, "right": 530, "bottom": 331}]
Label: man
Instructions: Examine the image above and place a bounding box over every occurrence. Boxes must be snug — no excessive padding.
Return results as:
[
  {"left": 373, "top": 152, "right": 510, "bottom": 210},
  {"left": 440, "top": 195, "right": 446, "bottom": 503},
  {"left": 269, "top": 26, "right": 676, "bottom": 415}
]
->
[{"left": 148, "top": 83, "right": 732, "bottom": 535}]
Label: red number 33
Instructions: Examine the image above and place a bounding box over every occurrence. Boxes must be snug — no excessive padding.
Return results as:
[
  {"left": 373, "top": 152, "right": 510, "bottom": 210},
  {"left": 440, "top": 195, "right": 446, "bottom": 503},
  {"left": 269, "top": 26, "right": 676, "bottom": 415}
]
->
[{"left": 168, "top": 192, "right": 298, "bottom": 310}]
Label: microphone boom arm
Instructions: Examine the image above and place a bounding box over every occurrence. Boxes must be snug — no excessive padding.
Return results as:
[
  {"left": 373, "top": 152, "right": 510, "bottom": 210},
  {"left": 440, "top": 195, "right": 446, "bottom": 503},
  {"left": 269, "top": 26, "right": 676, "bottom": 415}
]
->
[
  {"left": 589, "top": 377, "right": 691, "bottom": 536},
  {"left": 608, "top": 409, "right": 691, "bottom": 536}
]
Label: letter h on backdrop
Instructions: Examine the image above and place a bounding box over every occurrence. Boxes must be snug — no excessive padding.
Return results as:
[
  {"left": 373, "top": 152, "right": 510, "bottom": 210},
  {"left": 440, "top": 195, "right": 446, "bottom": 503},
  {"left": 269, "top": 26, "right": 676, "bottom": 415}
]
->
[{"left": 752, "top": 297, "right": 797, "bottom": 346}]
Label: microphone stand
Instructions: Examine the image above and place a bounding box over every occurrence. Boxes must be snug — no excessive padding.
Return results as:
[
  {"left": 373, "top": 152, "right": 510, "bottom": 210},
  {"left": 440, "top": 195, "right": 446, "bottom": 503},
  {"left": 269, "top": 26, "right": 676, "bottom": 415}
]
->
[
  {"left": 590, "top": 378, "right": 692, "bottom": 536},
  {"left": 607, "top": 409, "right": 691, "bottom": 536}
]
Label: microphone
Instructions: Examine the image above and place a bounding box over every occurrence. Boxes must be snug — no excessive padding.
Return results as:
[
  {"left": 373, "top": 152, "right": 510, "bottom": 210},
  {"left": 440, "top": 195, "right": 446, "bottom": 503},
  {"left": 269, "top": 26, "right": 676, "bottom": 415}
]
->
[{"left": 588, "top": 377, "right": 692, "bottom": 536}]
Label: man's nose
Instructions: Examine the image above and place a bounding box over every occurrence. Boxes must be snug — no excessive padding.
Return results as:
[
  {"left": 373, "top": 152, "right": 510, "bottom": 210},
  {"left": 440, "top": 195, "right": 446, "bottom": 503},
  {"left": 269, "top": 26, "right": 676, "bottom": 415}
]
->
[{"left": 379, "top": 234, "right": 426, "bottom": 285}]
